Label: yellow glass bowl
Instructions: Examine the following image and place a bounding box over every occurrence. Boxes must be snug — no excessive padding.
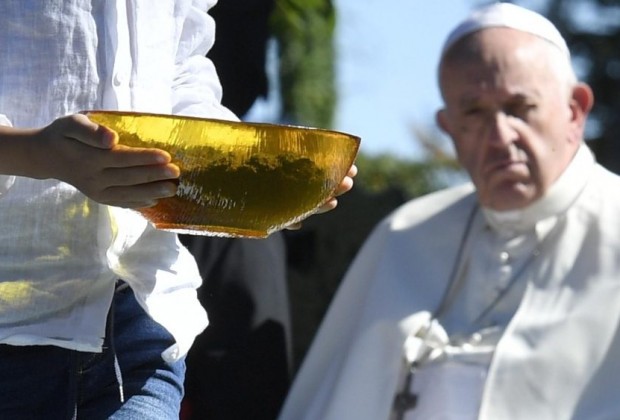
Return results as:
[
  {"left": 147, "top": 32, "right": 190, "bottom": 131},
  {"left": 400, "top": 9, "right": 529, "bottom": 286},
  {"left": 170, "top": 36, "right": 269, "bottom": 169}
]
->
[{"left": 85, "top": 111, "right": 360, "bottom": 238}]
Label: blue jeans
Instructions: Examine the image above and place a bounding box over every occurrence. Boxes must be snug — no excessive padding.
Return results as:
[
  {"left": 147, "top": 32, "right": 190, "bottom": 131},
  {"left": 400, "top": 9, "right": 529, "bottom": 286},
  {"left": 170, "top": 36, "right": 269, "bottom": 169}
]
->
[{"left": 0, "top": 284, "right": 185, "bottom": 420}]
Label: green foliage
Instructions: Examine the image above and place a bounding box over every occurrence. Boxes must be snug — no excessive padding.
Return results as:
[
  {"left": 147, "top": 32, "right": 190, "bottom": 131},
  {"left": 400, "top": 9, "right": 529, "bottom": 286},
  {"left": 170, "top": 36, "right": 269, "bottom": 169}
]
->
[
  {"left": 355, "top": 152, "right": 464, "bottom": 199},
  {"left": 270, "top": 0, "right": 336, "bottom": 127}
]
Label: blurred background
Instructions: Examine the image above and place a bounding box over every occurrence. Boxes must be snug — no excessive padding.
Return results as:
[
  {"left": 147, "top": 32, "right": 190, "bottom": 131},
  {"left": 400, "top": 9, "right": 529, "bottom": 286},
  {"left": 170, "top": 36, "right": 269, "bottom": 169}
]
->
[{"left": 181, "top": 0, "right": 620, "bottom": 418}]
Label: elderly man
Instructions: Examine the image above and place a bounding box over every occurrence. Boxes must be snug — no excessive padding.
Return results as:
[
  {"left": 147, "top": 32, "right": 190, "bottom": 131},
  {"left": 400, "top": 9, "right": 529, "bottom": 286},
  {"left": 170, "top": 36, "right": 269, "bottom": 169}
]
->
[{"left": 278, "top": 3, "right": 620, "bottom": 420}]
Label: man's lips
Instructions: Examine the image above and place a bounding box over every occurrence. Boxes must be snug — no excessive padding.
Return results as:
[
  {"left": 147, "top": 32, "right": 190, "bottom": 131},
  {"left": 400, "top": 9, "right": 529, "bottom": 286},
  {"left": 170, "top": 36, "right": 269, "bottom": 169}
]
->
[{"left": 484, "top": 159, "right": 527, "bottom": 176}]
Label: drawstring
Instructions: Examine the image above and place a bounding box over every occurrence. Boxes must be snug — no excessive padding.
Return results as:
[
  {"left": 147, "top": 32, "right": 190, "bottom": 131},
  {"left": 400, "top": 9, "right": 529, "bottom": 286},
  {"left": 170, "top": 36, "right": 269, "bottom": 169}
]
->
[
  {"left": 73, "top": 281, "right": 128, "bottom": 419},
  {"left": 113, "top": 357, "right": 125, "bottom": 403},
  {"left": 109, "top": 281, "right": 129, "bottom": 403}
]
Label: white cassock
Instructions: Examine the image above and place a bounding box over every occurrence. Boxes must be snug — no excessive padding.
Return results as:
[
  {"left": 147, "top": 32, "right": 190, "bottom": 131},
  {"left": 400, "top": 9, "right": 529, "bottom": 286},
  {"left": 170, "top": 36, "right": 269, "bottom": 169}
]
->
[{"left": 278, "top": 144, "right": 620, "bottom": 420}]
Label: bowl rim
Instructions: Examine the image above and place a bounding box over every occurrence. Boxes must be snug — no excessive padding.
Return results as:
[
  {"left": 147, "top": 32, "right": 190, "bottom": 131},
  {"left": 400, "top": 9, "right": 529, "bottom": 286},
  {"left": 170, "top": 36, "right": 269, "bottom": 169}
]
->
[{"left": 82, "top": 110, "right": 361, "bottom": 145}]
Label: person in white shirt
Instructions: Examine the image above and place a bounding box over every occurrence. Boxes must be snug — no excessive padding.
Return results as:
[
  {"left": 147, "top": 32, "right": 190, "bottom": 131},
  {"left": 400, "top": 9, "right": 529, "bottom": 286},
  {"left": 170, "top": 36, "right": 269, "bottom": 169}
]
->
[
  {"left": 0, "top": 1, "right": 354, "bottom": 418},
  {"left": 278, "top": 3, "right": 620, "bottom": 420}
]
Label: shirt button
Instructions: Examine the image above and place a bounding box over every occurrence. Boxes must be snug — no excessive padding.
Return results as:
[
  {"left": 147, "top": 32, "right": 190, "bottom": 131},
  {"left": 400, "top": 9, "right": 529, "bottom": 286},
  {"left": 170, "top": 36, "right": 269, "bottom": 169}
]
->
[{"left": 499, "top": 251, "right": 510, "bottom": 264}]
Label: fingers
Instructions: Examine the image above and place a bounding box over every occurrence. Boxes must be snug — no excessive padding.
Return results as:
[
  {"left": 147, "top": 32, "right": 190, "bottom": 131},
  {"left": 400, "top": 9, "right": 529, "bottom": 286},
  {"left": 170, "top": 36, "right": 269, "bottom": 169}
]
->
[
  {"left": 298, "top": 164, "right": 357, "bottom": 219},
  {"left": 285, "top": 222, "right": 302, "bottom": 231},
  {"left": 53, "top": 114, "right": 117, "bottom": 149},
  {"left": 333, "top": 175, "right": 354, "bottom": 197},
  {"left": 96, "top": 180, "right": 179, "bottom": 208},
  {"left": 347, "top": 164, "right": 359, "bottom": 178},
  {"left": 99, "top": 161, "right": 180, "bottom": 186},
  {"left": 104, "top": 143, "right": 173, "bottom": 168},
  {"left": 314, "top": 197, "right": 338, "bottom": 215},
  {"left": 329, "top": 163, "right": 358, "bottom": 199},
  {"left": 297, "top": 163, "right": 358, "bottom": 218},
  {"left": 76, "top": 156, "right": 180, "bottom": 208},
  {"left": 67, "top": 114, "right": 173, "bottom": 166}
]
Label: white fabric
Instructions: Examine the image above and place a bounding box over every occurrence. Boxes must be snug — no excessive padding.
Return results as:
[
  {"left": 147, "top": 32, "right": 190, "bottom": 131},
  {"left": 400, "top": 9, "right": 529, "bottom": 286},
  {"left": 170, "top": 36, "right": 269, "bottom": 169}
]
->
[
  {"left": 0, "top": 0, "right": 237, "bottom": 362},
  {"left": 441, "top": 2, "right": 570, "bottom": 58},
  {"left": 0, "top": 116, "right": 15, "bottom": 196},
  {"left": 396, "top": 316, "right": 490, "bottom": 420},
  {"left": 278, "top": 144, "right": 620, "bottom": 420}
]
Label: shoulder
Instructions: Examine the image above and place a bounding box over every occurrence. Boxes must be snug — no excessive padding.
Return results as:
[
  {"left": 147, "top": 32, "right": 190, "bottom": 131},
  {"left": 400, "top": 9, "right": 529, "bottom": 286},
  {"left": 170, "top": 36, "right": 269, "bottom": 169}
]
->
[
  {"left": 584, "top": 163, "right": 620, "bottom": 207},
  {"left": 592, "top": 163, "right": 620, "bottom": 186},
  {"left": 355, "top": 182, "right": 477, "bottom": 258},
  {"left": 383, "top": 182, "right": 476, "bottom": 231}
]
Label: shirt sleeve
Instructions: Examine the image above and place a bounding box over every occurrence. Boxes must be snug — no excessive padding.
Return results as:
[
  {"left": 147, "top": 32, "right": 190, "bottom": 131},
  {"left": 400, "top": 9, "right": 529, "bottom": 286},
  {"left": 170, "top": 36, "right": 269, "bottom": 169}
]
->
[
  {"left": 0, "top": 114, "right": 17, "bottom": 196},
  {"left": 172, "top": 0, "right": 239, "bottom": 122},
  {"left": 105, "top": 206, "right": 209, "bottom": 362}
]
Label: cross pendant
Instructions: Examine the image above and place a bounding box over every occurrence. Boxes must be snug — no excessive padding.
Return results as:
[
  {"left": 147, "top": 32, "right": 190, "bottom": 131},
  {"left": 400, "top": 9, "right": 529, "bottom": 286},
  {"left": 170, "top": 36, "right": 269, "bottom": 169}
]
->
[
  {"left": 393, "top": 390, "right": 417, "bottom": 420},
  {"left": 392, "top": 365, "right": 418, "bottom": 420}
]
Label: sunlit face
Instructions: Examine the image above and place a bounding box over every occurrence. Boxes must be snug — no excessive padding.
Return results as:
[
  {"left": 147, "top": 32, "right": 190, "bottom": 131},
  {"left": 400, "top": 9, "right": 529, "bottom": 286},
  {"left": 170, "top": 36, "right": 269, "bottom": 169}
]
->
[{"left": 437, "top": 28, "right": 588, "bottom": 211}]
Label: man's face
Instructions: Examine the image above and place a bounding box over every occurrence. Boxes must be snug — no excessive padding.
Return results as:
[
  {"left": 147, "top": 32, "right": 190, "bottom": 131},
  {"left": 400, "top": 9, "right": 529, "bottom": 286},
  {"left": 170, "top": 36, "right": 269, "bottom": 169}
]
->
[{"left": 437, "top": 28, "right": 584, "bottom": 211}]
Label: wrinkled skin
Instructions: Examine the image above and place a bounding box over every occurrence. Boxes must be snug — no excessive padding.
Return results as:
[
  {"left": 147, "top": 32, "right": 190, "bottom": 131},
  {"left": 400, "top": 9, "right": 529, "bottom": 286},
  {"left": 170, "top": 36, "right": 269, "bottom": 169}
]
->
[{"left": 436, "top": 28, "right": 593, "bottom": 211}]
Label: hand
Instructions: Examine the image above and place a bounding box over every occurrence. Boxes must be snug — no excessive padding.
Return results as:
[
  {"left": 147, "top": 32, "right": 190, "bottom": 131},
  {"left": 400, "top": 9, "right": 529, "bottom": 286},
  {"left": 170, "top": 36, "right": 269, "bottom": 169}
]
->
[
  {"left": 32, "top": 114, "right": 179, "bottom": 208},
  {"left": 286, "top": 164, "right": 358, "bottom": 230}
]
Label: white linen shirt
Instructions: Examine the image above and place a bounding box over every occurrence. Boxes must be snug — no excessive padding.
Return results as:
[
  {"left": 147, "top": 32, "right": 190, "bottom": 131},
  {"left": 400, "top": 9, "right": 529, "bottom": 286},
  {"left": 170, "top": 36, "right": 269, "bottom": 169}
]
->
[{"left": 0, "top": 0, "right": 237, "bottom": 362}]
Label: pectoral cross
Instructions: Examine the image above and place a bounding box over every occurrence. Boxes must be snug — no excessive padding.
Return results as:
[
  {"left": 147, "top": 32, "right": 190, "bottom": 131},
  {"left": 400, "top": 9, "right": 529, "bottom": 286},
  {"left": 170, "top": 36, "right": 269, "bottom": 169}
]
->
[
  {"left": 392, "top": 362, "right": 419, "bottom": 420},
  {"left": 393, "top": 316, "right": 441, "bottom": 420}
]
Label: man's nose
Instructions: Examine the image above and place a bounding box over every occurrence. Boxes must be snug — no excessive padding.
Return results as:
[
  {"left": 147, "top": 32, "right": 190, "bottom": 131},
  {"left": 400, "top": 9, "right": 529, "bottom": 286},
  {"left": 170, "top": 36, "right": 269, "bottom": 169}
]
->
[{"left": 486, "top": 112, "right": 518, "bottom": 146}]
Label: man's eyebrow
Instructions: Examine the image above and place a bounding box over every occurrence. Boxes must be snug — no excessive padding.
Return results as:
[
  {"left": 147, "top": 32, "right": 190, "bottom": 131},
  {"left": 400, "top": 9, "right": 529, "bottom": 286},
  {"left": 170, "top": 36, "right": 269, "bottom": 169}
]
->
[
  {"left": 457, "top": 90, "right": 537, "bottom": 108},
  {"left": 458, "top": 95, "right": 484, "bottom": 108}
]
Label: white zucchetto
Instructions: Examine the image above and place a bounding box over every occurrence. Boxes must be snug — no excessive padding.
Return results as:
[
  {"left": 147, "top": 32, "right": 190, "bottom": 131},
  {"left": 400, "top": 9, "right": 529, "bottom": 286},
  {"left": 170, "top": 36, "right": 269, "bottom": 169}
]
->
[{"left": 441, "top": 2, "right": 570, "bottom": 58}]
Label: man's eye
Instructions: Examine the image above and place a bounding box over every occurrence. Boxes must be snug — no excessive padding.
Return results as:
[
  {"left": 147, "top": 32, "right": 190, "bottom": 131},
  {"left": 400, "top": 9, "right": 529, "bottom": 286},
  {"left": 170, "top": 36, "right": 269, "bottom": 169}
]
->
[
  {"left": 507, "top": 103, "right": 536, "bottom": 118},
  {"left": 463, "top": 107, "right": 484, "bottom": 116}
]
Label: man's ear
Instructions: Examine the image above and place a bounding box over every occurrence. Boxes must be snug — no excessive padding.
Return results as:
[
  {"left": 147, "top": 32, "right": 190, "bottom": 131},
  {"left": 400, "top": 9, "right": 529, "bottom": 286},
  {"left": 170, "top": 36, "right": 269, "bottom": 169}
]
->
[
  {"left": 436, "top": 108, "right": 451, "bottom": 135},
  {"left": 567, "top": 83, "right": 594, "bottom": 143},
  {"left": 570, "top": 83, "right": 594, "bottom": 126}
]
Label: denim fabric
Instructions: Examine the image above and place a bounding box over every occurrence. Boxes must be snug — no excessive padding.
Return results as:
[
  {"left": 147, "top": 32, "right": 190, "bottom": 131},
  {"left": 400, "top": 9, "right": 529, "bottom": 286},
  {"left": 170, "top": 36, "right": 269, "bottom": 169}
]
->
[{"left": 0, "top": 285, "right": 185, "bottom": 420}]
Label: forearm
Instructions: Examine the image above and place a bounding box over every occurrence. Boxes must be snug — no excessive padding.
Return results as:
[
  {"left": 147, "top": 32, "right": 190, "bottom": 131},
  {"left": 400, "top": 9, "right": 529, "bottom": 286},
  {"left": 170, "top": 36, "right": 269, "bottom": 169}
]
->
[{"left": 0, "top": 125, "right": 47, "bottom": 179}]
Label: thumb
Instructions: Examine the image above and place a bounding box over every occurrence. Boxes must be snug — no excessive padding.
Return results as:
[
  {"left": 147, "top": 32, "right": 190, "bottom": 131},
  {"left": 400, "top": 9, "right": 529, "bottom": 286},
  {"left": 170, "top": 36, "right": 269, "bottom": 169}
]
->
[{"left": 65, "top": 113, "right": 118, "bottom": 149}]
